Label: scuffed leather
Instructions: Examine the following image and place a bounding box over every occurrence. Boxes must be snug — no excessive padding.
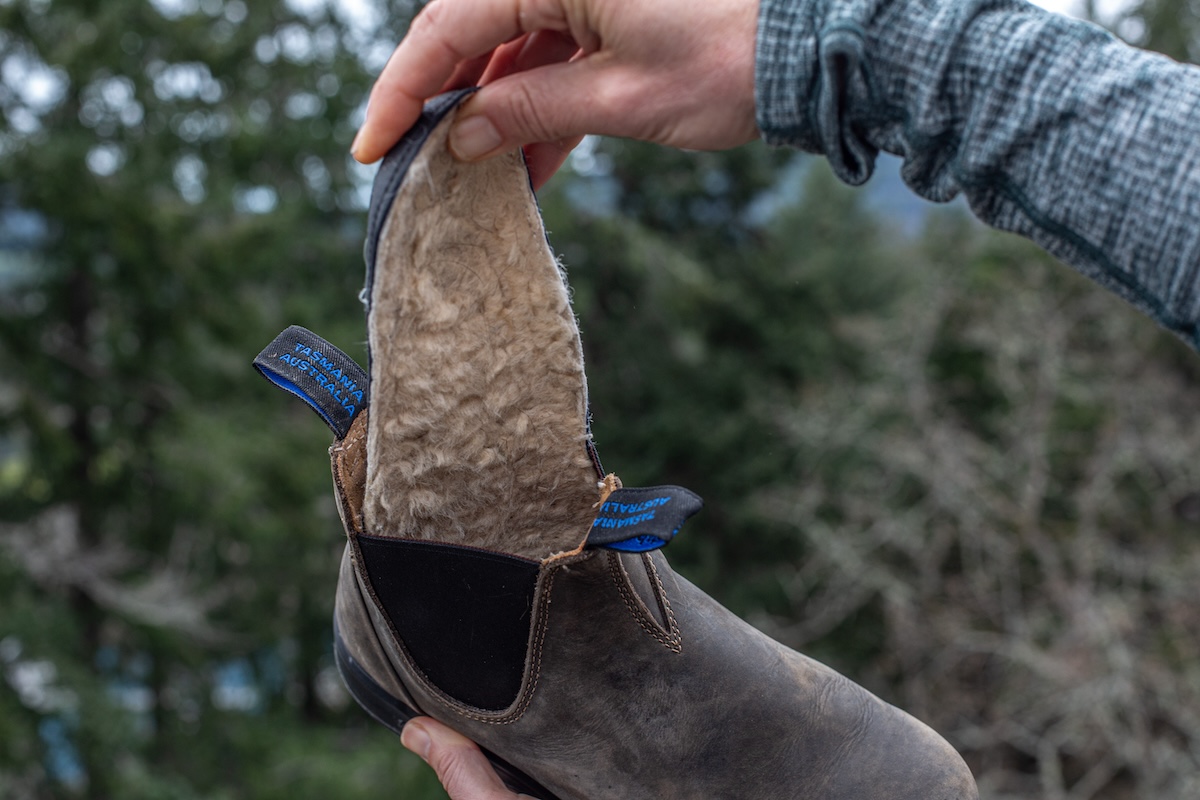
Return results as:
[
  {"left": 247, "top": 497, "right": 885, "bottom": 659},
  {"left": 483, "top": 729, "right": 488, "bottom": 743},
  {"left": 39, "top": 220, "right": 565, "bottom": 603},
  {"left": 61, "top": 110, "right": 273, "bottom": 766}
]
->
[
  {"left": 333, "top": 87, "right": 977, "bottom": 800},
  {"left": 338, "top": 519, "right": 973, "bottom": 795},
  {"left": 329, "top": 367, "right": 975, "bottom": 800},
  {"left": 334, "top": 545, "right": 422, "bottom": 714},
  {"left": 330, "top": 411, "right": 368, "bottom": 536}
]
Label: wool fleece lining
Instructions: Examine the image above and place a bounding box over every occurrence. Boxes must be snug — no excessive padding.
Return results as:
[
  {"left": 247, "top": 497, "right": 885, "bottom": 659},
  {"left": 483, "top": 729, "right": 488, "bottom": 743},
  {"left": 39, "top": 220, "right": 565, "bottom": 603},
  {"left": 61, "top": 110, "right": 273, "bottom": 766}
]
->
[{"left": 364, "top": 109, "right": 597, "bottom": 560}]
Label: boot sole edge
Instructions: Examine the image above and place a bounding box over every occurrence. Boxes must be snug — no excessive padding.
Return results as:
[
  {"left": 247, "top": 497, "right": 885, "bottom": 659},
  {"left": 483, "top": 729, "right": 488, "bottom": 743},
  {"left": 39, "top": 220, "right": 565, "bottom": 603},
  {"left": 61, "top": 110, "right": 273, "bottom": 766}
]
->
[{"left": 333, "top": 625, "right": 562, "bottom": 800}]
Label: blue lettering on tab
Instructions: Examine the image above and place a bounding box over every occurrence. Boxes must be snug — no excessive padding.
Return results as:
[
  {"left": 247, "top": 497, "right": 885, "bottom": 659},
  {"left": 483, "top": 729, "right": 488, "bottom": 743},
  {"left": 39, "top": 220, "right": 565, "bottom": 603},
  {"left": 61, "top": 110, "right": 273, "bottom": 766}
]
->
[
  {"left": 587, "top": 486, "right": 703, "bottom": 552},
  {"left": 253, "top": 325, "right": 369, "bottom": 439}
]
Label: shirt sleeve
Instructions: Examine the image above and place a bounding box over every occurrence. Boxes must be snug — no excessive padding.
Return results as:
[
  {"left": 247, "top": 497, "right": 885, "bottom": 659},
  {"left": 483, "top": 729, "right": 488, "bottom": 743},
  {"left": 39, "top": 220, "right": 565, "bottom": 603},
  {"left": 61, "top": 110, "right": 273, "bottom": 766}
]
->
[{"left": 755, "top": 0, "right": 1200, "bottom": 348}]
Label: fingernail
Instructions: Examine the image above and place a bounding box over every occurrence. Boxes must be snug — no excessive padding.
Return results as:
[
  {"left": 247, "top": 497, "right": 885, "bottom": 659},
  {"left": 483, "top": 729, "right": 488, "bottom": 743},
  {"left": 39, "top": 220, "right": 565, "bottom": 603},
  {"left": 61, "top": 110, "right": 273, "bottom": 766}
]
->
[
  {"left": 449, "top": 115, "right": 502, "bottom": 161},
  {"left": 350, "top": 127, "right": 364, "bottom": 156},
  {"left": 401, "top": 721, "right": 432, "bottom": 761}
]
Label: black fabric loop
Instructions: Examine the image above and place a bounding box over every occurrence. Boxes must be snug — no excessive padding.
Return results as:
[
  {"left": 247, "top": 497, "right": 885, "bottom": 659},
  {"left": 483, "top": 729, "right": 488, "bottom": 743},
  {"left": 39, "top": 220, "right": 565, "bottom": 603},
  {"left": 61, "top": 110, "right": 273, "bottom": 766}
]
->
[
  {"left": 587, "top": 485, "right": 704, "bottom": 551},
  {"left": 253, "top": 325, "right": 368, "bottom": 438}
]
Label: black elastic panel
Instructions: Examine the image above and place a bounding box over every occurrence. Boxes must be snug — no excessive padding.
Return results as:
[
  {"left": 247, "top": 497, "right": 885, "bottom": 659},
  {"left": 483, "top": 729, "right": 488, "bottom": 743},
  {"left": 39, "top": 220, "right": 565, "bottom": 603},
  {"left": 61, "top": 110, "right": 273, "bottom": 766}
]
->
[{"left": 355, "top": 535, "right": 539, "bottom": 711}]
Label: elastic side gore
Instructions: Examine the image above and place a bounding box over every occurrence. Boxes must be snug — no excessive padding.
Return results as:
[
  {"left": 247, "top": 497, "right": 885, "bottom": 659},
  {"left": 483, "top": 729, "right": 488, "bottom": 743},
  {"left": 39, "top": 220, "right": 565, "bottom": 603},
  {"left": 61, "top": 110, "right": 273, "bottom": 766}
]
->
[{"left": 355, "top": 535, "right": 539, "bottom": 712}]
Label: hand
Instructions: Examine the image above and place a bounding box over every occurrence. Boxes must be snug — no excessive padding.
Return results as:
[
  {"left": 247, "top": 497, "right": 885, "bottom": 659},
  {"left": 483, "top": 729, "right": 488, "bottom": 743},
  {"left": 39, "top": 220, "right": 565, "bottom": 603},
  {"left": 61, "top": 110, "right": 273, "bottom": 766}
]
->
[
  {"left": 401, "top": 717, "right": 531, "bottom": 800},
  {"left": 351, "top": 0, "right": 760, "bottom": 188}
]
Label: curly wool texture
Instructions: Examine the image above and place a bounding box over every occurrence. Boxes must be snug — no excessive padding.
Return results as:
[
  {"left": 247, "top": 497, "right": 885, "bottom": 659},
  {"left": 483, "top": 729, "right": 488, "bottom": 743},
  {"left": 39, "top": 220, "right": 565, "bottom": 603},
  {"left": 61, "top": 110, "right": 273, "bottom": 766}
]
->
[{"left": 363, "top": 116, "right": 598, "bottom": 561}]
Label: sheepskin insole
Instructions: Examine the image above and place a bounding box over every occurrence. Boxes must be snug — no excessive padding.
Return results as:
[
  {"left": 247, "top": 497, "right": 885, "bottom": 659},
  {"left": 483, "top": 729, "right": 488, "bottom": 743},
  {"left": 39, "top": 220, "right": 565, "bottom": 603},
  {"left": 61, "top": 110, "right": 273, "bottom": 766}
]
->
[{"left": 363, "top": 113, "right": 598, "bottom": 561}]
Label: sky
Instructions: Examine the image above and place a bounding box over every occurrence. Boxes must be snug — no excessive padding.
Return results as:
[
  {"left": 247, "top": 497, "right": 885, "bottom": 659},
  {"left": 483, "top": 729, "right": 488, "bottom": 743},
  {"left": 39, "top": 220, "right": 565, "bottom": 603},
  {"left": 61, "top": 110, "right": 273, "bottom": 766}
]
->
[
  {"left": 1030, "top": 0, "right": 1085, "bottom": 14},
  {"left": 1029, "top": 0, "right": 1135, "bottom": 18}
]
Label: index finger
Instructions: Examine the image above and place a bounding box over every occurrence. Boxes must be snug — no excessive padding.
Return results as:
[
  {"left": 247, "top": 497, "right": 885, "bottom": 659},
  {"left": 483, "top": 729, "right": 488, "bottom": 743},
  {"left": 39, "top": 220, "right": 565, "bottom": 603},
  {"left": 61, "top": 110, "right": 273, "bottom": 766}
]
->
[{"left": 352, "top": 0, "right": 581, "bottom": 163}]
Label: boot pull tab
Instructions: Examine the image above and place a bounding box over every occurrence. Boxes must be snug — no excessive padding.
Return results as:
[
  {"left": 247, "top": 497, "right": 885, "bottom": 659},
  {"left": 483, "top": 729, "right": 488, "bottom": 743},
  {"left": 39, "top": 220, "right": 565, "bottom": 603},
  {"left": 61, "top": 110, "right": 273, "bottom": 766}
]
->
[
  {"left": 587, "top": 485, "right": 703, "bottom": 553},
  {"left": 254, "top": 325, "right": 368, "bottom": 438}
]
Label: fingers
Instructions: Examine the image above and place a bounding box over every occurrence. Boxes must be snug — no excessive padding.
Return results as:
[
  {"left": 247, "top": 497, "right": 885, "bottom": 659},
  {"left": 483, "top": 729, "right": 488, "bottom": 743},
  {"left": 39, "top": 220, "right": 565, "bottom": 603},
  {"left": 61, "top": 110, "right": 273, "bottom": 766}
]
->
[
  {"left": 353, "top": 0, "right": 759, "bottom": 168},
  {"left": 523, "top": 136, "right": 584, "bottom": 190},
  {"left": 442, "top": 51, "right": 497, "bottom": 94},
  {"left": 479, "top": 30, "right": 579, "bottom": 85},
  {"left": 447, "top": 57, "right": 623, "bottom": 162},
  {"left": 476, "top": 31, "right": 584, "bottom": 186},
  {"left": 353, "top": 0, "right": 583, "bottom": 163},
  {"left": 402, "top": 717, "right": 524, "bottom": 800}
]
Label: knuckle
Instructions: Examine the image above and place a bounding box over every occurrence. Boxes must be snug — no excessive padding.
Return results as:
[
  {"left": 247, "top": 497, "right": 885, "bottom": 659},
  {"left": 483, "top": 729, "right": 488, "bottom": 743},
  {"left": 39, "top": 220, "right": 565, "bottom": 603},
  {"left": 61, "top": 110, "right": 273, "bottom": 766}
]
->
[
  {"left": 410, "top": 1, "right": 468, "bottom": 61},
  {"left": 504, "top": 81, "right": 557, "bottom": 143},
  {"left": 516, "top": 0, "right": 570, "bottom": 32},
  {"left": 430, "top": 744, "right": 485, "bottom": 796},
  {"left": 426, "top": 736, "right": 517, "bottom": 800},
  {"left": 410, "top": 0, "right": 442, "bottom": 34}
]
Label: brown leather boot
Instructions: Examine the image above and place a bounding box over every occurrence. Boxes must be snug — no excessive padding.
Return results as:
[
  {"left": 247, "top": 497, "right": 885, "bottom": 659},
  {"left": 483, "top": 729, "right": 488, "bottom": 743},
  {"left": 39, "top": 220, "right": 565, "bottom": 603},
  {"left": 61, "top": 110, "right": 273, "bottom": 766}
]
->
[{"left": 266, "top": 90, "right": 978, "bottom": 800}]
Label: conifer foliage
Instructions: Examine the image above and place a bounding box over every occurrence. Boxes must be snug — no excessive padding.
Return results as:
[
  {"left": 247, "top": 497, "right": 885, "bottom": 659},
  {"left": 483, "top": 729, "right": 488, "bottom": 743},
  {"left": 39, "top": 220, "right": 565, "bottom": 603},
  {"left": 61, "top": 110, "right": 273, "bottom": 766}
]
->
[
  {"left": 2, "top": 1, "right": 1200, "bottom": 799},
  {"left": 0, "top": 1, "right": 442, "bottom": 797}
]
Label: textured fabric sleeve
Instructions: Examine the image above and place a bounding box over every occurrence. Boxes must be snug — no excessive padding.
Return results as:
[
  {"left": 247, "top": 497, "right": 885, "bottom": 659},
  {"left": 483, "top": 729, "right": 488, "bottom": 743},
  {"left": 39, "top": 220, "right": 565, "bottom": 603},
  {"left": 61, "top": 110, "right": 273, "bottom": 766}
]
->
[{"left": 755, "top": 0, "right": 1200, "bottom": 348}]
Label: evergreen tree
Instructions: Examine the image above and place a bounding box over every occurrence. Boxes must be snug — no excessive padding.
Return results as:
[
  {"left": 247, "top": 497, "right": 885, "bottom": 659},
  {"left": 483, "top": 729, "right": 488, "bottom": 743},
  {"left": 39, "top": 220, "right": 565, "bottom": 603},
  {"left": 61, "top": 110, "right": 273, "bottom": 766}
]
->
[
  {"left": 1107, "top": 0, "right": 1200, "bottom": 63},
  {"left": 3, "top": 0, "right": 1197, "bottom": 798},
  {"left": 543, "top": 157, "right": 902, "bottom": 613},
  {"left": 0, "top": 1, "right": 441, "bottom": 797}
]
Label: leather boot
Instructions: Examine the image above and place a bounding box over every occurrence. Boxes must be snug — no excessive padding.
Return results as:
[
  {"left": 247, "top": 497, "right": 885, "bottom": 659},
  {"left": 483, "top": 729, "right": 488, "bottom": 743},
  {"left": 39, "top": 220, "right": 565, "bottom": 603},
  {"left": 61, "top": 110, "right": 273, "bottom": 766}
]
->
[{"left": 260, "top": 90, "right": 979, "bottom": 800}]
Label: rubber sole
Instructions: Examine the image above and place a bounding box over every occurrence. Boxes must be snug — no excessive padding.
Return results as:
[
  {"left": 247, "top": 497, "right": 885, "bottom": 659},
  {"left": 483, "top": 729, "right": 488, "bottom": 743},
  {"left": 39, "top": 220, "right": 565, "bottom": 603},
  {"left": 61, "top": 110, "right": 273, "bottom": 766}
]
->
[{"left": 333, "top": 624, "right": 562, "bottom": 800}]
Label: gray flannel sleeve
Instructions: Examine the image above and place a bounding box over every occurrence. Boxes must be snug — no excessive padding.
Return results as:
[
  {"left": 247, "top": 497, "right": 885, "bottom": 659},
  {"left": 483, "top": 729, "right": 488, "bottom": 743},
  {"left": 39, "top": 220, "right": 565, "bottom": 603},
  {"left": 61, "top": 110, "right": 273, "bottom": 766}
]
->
[{"left": 756, "top": 0, "right": 1200, "bottom": 348}]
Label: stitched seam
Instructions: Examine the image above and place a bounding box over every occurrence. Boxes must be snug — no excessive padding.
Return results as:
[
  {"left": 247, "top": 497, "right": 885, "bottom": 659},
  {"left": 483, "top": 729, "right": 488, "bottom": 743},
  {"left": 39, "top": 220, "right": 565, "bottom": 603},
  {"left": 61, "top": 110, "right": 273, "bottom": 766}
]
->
[
  {"left": 610, "top": 556, "right": 670, "bottom": 648},
  {"left": 607, "top": 553, "right": 682, "bottom": 653},
  {"left": 350, "top": 532, "right": 579, "bottom": 725},
  {"left": 448, "top": 554, "right": 580, "bottom": 724},
  {"left": 957, "top": 167, "right": 1198, "bottom": 342},
  {"left": 870, "top": 87, "right": 1198, "bottom": 343},
  {"left": 644, "top": 555, "right": 682, "bottom": 650}
]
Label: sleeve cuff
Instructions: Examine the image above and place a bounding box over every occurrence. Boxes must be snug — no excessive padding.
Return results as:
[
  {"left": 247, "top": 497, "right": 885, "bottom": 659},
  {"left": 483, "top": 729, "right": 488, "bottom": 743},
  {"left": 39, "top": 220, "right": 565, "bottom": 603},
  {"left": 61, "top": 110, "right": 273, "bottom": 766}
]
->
[{"left": 754, "top": 0, "right": 822, "bottom": 149}]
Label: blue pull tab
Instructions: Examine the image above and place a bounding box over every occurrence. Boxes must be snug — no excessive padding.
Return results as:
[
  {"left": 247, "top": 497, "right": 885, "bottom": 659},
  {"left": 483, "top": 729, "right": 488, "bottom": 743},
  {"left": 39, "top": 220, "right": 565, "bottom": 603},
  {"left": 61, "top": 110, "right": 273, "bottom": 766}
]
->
[
  {"left": 253, "top": 325, "right": 368, "bottom": 439},
  {"left": 587, "top": 486, "right": 703, "bottom": 552}
]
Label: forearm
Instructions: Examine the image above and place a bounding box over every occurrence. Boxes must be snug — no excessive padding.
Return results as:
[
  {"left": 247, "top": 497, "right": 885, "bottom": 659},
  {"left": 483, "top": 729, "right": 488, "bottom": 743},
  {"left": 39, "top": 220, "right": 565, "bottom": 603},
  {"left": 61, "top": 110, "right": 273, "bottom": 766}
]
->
[{"left": 756, "top": 0, "right": 1200, "bottom": 347}]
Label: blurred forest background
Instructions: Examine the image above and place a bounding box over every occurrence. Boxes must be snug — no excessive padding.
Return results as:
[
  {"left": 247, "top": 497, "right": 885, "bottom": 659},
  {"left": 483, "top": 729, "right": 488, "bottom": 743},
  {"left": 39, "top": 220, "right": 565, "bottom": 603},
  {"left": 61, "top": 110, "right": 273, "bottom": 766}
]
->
[{"left": 3, "top": 0, "right": 1200, "bottom": 798}]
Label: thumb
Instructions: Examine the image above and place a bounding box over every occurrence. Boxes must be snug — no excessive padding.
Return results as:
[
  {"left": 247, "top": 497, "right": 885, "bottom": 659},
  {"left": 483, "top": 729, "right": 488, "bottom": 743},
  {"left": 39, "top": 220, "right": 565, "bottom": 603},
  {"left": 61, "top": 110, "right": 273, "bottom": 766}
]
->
[
  {"left": 402, "top": 717, "right": 522, "bottom": 800},
  {"left": 448, "top": 59, "right": 629, "bottom": 162}
]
